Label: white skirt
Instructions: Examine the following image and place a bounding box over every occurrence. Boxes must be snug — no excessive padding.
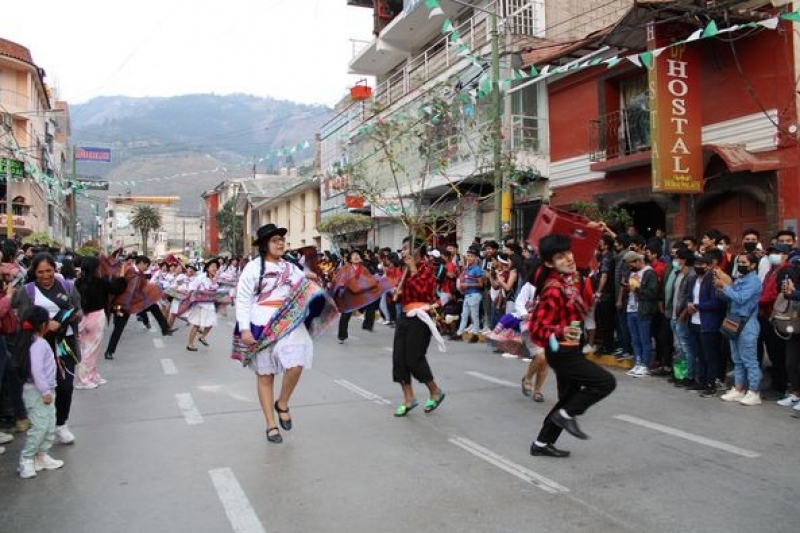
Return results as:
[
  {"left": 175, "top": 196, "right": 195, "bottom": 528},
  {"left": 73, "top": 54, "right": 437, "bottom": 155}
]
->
[
  {"left": 251, "top": 324, "right": 313, "bottom": 376},
  {"left": 169, "top": 298, "right": 183, "bottom": 316},
  {"left": 185, "top": 304, "right": 218, "bottom": 329}
]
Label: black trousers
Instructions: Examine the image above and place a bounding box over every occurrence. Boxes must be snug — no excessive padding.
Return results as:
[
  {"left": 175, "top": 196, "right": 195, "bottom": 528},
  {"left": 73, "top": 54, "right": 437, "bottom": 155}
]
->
[
  {"left": 758, "top": 317, "right": 787, "bottom": 393},
  {"left": 45, "top": 335, "right": 79, "bottom": 427},
  {"left": 655, "top": 313, "right": 674, "bottom": 367},
  {"left": 786, "top": 335, "right": 800, "bottom": 394},
  {"left": 337, "top": 300, "right": 378, "bottom": 341},
  {"left": 106, "top": 305, "right": 170, "bottom": 355},
  {"left": 392, "top": 314, "right": 434, "bottom": 384},
  {"left": 536, "top": 346, "right": 616, "bottom": 445},
  {"left": 596, "top": 298, "right": 616, "bottom": 354}
]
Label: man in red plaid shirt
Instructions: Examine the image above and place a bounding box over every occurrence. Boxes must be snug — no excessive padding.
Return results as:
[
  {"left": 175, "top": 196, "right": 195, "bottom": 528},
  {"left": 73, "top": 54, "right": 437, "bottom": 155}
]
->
[
  {"left": 529, "top": 234, "right": 616, "bottom": 458},
  {"left": 391, "top": 237, "right": 446, "bottom": 417}
]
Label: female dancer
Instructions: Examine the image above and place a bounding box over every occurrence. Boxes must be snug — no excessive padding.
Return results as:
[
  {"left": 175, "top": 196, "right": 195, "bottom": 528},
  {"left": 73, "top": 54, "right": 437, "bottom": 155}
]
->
[
  {"left": 166, "top": 262, "right": 195, "bottom": 328},
  {"left": 330, "top": 250, "right": 389, "bottom": 343},
  {"left": 233, "top": 224, "right": 337, "bottom": 443},
  {"left": 185, "top": 259, "right": 220, "bottom": 351}
]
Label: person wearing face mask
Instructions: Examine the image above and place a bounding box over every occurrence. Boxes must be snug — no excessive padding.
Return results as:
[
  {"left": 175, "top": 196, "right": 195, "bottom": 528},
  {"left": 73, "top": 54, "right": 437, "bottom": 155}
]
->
[
  {"left": 668, "top": 248, "right": 696, "bottom": 386},
  {"left": 684, "top": 252, "right": 727, "bottom": 397},
  {"left": 716, "top": 252, "right": 763, "bottom": 405},
  {"left": 759, "top": 243, "right": 792, "bottom": 399},
  {"left": 528, "top": 234, "right": 616, "bottom": 458},
  {"left": 740, "top": 228, "right": 771, "bottom": 282},
  {"left": 624, "top": 251, "right": 658, "bottom": 377}
]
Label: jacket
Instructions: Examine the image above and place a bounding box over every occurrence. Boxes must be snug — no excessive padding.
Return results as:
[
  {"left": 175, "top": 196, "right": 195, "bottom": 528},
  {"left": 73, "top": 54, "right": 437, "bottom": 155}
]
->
[
  {"left": 635, "top": 268, "right": 659, "bottom": 318},
  {"left": 721, "top": 272, "right": 761, "bottom": 327},
  {"left": 683, "top": 272, "right": 726, "bottom": 333}
]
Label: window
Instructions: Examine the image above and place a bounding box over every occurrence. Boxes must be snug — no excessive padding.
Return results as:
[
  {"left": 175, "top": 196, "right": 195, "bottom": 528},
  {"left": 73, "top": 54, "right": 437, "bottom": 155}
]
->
[
  {"left": 510, "top": 80, "right": 544, "bottom": 152},
  {"left": 619, "top": 74, "right": 650, "bottom": 154}
]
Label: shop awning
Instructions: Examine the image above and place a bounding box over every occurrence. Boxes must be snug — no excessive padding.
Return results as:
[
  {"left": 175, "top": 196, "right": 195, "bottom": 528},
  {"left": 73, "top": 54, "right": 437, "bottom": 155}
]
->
[{"left": 703, "top": 144, "right": 783, "bottom": 173}]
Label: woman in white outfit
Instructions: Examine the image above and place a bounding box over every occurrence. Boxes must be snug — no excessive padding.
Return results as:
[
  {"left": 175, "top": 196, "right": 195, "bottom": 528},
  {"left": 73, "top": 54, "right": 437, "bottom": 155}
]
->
[
  {"left": 234, "top": 224, "right": 337, "bottom": 443},
  {"left": 185, "top": 259, "right": 219, "bottom": 351}
]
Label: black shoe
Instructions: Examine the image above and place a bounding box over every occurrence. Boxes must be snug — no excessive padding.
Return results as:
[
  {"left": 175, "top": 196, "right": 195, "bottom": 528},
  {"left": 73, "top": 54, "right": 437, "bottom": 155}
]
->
[
  {"left": 551, "top": 410, "right": 589, "bottom": 440},
  {"left": 686, "top": 381, "right": 705, "bottom": 391},
  {"left": 104, "top": 352, "right": 114, "bottom": 360},
  {"left": 186, "top": 346, "right": 198, "bottom": 352},
  {"left": 450, "top": 334, "right": 463, "bottom": 341},
  {"left": 699, "top": 386, "right": 717, "bottom": 398},
  {"left": 530, "top": 443, "right": 570, "bottom": 458},
  {"left": 274, "top": 401, "right": 292, "bottom": 431},
  {"left": 674, "top": 378, "right": 690, "bottom": 388},
  {"left": 468, "top": 336, "right": 479, "bottom": 344},
  {"left": 266, "top": 427, "right": 283, "bottom": 443}
]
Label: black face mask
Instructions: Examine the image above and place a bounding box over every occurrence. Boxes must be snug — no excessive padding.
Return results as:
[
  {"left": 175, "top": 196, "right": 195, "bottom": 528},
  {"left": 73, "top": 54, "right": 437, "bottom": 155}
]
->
[
  {"left": 737, "top": 265, "right": 751, "bottom": 276},
  {"left": 695, "top": 266, "right": 707, "bottom": 276},
  {"left": 743, "top": 242, "right": 757, "bottom": 252}
]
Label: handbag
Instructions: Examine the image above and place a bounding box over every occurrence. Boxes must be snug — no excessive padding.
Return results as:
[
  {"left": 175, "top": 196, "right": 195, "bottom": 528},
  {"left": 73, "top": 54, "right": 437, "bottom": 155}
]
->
[
  {"left": 771, "top": 293, "right": 800, "bottom": 339},
  {"left": 720, "top": 314, "right": 746, "bottom": 340}
]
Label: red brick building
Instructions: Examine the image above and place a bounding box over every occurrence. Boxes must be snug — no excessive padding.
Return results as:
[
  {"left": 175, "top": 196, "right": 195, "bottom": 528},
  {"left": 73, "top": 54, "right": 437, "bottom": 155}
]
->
[{"left": 528, "top": 2, "right": 800, "bottom": 245}]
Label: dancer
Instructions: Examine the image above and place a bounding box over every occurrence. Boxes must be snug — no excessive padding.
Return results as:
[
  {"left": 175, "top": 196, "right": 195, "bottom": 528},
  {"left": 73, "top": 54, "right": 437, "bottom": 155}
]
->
[
  {"left": 184, "top": 258, "right": 222, "bottom": 351},
  {"left": 392, "top": 238, "right": 446, "bottom": 417},
  {"left": 13, "top": 306, "right": 64, "bottom": 478},
  {"left": 232, "top": 224, "right": 337, "bottom": 444},
  {"left": 330, "top": 250, "right": 389, "bottom": 344},
  {"left": 74, "top": 256, "right": 126, "bottom": 389},
  {"left": 529, "top": 235, "right": 616, "bottom": 458},
  {"left": 13, "top": 253, "right": 83, "bottom": 445},
  {"left": 516, "top": 276, "right": 549, "bottom": 402},
  {"left": 166, "top": 262, "right": 195, "bottom": 329}
]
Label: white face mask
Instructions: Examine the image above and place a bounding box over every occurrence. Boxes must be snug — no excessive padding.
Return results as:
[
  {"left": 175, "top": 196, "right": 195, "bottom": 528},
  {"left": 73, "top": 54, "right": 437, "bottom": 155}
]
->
[
  {"left": 769, "top": 254, "right": 783, "bottom": 266},
  {"left": 717, "top": 244, "right": 725, "bottom": 251},
  {"left": 672, "top": 260, "right": 680, "bottom": 269}
]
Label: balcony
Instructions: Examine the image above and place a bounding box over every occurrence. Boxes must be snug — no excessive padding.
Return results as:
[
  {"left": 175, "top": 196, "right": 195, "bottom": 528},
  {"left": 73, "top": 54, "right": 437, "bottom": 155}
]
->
[
  {"left": 0, "top": 201, "right": 36, "bottom": 236},
  {"left": 509, "top": 114, "right": 546, "bottom": 153},
  {"left": 589, "top": 107, "right": 651, "bottom": 163}
]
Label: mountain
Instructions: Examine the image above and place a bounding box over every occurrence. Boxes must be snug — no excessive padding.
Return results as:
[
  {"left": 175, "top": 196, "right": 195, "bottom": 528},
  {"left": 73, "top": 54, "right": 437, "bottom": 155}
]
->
[{"left": 70, "top": 94, "right": 332, "bottom": 218}]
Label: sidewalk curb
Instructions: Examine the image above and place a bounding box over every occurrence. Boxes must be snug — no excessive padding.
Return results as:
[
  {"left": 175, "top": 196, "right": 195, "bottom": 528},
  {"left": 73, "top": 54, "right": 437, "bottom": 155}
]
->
[{"left": 586, "top": 353, "right": 635, "bottom": 370}]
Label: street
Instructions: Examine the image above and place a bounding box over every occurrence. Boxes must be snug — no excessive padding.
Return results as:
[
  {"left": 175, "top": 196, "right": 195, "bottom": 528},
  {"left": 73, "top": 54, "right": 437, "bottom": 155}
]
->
[{"left": 1, "top": 316, "right": 799, "bottom": 533}]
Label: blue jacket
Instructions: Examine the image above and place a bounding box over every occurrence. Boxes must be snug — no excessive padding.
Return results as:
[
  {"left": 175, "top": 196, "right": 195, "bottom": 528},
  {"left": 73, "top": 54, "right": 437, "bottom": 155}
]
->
[
  {"left": 721, "top": 272, "right": 761, "bottom": 327},
  {"left": 683, "top": 272, "right": 726, "bottom": 333}
]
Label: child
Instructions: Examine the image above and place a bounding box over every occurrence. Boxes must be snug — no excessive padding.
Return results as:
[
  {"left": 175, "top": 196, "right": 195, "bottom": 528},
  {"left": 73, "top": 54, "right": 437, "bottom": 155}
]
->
[{"left": 14, "top": 306, "right": 64, "bottom": 478}]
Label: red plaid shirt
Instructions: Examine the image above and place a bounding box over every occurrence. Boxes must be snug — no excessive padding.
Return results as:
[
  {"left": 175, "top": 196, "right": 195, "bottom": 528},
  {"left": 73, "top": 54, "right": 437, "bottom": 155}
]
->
[
  {"left": 529, "top": 271, "right": 590, "bottom": 348},
  {"left": 400, "top": 261, "right": 436, "bottom": 305}
]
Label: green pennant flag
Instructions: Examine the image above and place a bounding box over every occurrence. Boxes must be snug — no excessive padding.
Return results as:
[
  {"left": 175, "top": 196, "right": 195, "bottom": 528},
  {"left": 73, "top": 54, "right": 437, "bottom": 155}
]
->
[
  {"left": 442, "top": 19, "right": 454, "bottom": 33},
  {"left": 450, "top": 30, "right": 461, "bottom": 42},
  {"left": 530, "top": 65, "right": 539, "bottom": 77},
  {"left": 639, "top": 51, "right": 653, "bottom": 69},
  {"left": 781, "top": 10, "right": 800, "bottom": 22},
  {"left": 425, "top": 0, "right": 439, "bottom": 8},
  {"left": 605, "top": 56, "right": 621, "bottom": 68},
  {"left": 478, "top": 74, "right": 492, "bottom": 95},
  {"left": 701, "top": 20, "right": 719, "bottom": 38},
  {"left": 512, "top": 69, "right": 525, "bottom": 80}
]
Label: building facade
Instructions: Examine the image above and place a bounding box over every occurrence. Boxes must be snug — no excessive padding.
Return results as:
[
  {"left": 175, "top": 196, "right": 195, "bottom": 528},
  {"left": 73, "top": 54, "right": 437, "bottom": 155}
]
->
[
  {"left": 251, "top": 177, "right": 322, "bottom": 253},
  {"left": 0, "top": 37, "right": 70, "bottom": 241}
]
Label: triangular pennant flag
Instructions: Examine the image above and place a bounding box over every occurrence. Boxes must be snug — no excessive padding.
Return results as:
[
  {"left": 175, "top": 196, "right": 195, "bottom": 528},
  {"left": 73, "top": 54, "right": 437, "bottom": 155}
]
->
[
  {"left": 652, "top": 46, "right": 667, "bottom": 57},
  {"left": 304, "top": 140, "right": 311, "bottom": 149},
  {"left": 530, "top": 65, "right": 539, "bottom": 77},
  {"left": 604, "top": 56, "right": 622, "bottom": 68},
  {"left": 450, "top": 30, "right": 461, "bottom": 42},
  {"left": 757, "top": 18, "right": 779, "bottom": 30},
  {"left": 639, "top": 51, "right": 653, "bottom": 69},
  {"left": 539, "top": 65, "right": 551, "bottom": 76},
  {"left": 685, "top": 28, "right": 703, "bottom": 42},
  {"left": 425, "top": 0, "right": 439, "bottom": 8},
  {"left": 478, "top": 74, "right": 492, "bottom": 95},
  {"left": 627, "top": 55, "right": 642, "bottom": 67},
  {"left": 701, "top": 20, "right": 718, "bottom": 38},
  {"left": 442, "top": 19, "right": 454, "bottom": 34},
  {"left": 780, "top": 10, "right": 800, "bottom": 22},
  {"left": 512, "top": 69, "right": 526, "bottom": 80}
]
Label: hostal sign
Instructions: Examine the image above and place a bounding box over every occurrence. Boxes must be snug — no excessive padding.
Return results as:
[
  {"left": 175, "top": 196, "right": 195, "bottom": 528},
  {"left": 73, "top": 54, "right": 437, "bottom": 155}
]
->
[{"left": 648, "top": 22, "right": 703, "bottom": 193}]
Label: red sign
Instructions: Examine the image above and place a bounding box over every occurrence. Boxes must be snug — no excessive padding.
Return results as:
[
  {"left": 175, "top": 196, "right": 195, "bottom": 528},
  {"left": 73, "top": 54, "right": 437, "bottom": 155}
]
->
[
  {"left": 345, "top": 195, "right": 365, "bottom": 209},
  {"left": 648, "top": 22, "right": 703, "bottom": 193}
]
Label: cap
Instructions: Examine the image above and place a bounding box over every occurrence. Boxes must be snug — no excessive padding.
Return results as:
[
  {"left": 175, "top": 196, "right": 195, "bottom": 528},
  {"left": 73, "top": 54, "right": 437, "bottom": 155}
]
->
[
  {"left": 466, "top": 246, "right": 481, "bottom": 256},
  {"left": 769, "top": 243, "right": 792, "bottom": 254},
  {"left": 623, "top": 251, "right": 644, "bottom": 263},
  {"left": 428, "top": 249, "right": 441, "bottom": 259}
]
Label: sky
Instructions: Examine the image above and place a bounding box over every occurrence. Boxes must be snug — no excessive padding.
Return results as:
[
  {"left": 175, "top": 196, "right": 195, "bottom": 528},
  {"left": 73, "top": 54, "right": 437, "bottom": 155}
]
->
[{"left": 2, "top": 0, "right": 375, "bottom": 108}]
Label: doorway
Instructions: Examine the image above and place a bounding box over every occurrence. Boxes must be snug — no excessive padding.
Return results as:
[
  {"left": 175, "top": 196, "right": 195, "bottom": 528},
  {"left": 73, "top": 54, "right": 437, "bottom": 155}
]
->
[
  {"left": 618, "top": 201, "right": 666, "bottom": 240},
  {"left": 697, "top": 192, "right": 766, "bottom": 247}
]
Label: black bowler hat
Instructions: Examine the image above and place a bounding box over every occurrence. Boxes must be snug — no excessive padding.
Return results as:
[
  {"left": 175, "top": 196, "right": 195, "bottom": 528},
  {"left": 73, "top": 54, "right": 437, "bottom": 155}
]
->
[{"left": 252, "top": 223, "right": 287, "bottom": 245}]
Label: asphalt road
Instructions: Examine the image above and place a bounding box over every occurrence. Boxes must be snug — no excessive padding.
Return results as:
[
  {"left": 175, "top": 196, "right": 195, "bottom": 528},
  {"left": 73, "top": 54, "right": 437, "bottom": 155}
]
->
[{"left": 1, "top": 314, "right": 799, "bottom": 533}]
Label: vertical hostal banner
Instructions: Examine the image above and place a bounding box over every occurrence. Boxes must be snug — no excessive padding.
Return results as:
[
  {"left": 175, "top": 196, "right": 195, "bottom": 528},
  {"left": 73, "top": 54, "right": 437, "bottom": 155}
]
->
[{"left": 648, "top": 22, "right": 703, "bottom": 193}]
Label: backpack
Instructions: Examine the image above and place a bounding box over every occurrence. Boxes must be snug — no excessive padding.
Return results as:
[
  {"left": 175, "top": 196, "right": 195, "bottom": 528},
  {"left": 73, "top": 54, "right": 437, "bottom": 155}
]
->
[{"left": 771, "top": 293, "right": 800, "bottom": 339}]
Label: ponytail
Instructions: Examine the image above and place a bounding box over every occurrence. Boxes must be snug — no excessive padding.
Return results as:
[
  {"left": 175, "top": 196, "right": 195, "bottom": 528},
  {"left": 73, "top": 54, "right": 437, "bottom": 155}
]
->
[{"left": 13, "top": 306, "right": 50, "bottom": 382}]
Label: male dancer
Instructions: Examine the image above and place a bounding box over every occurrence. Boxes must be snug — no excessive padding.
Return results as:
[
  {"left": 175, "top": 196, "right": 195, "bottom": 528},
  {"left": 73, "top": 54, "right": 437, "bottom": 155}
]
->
[{"left": 529, "top": 234, "right": 616, "bottom": 458}]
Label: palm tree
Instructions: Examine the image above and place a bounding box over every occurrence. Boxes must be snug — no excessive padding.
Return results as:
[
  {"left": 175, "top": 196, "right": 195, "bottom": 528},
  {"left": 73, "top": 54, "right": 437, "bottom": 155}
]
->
[{"left": 131, "top": 205, "right": 162, "bottom": 257}]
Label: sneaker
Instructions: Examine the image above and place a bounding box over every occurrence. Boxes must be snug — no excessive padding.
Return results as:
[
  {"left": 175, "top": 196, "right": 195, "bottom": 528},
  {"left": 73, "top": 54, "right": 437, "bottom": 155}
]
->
[
  {"left": 338, "top": 339, "right": 346, "bottom": 345},
  {"left": 699, "top": 386, "right": 717, "bottom": 398},
  {"left": 75, "top": 382, "right": 98, "bottom": 390},
  {"left": 501, "top": 352, "right": 518, "bottom": 359},
  {"left": 0, "top": 431, "right": 13, "bottom": 444},
  {"left": 34, "top": 453, "right": 64, "bottom": 471},
  {"left": 792, "top": 402, "right": 800, "bottom": 413},
  {"left": 626, "top": 365, "right": 642, "bottom": 377},
  {"left": 739, "top": 391, "right": 762, "bottom": 406},
  {"left": 14, "top": 419, "right": 30, "bottom": 433},
  {"left": 720, "top": 389, "right": 745, "bottom": 402},
  {"left": 582, "top": 344, "right": 596, "bottom": 355},
  {"left": 18, "top": 459, "right": 36, "bottom": 479},
  {"left": 777, "top": 393, "right": 800, "bottom": 407},
  {"left": 55, "top": 425, "right": 75, "bottom": 445},
  {"left": 634, "top": 367, "right": 651, "bottom": 378},
  {"left": 95, "top": 378, "right": 108, "bottom": 386},
  {"left": 380, "top": 320, "right": 390, "bottom": 325},
  {"left": 714, "top": 379, "right": 726, "bottom": 391}
]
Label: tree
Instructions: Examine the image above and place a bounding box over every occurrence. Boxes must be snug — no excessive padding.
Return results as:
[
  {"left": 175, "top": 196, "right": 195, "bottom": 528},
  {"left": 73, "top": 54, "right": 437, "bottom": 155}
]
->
[
  {"left": 130, "top": 205, "right": 162, "bottom": 257},
  {"left": 316, "top": 213, "right": 373, "bottom": 247},
  {"left": 216, "top": 198, "right": 243, "bottom": 255},
  {"left": 345, "top": 83, "right": 497, "bottom": 248}
]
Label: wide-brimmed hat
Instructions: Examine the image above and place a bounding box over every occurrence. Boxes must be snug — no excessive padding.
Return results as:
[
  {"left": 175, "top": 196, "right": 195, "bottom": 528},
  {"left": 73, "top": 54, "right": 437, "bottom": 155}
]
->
[{"left": 252, "top": 223, "right": 287, "bottom": 245}]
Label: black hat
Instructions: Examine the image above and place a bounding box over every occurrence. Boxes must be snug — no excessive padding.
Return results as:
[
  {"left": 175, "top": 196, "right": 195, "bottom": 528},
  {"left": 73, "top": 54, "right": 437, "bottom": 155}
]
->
[
  {"left": 769, "top": 243, "right": 792, "bottom": 254},
  {"left": 204, "top": 258, "right": 221, "bottom": 272},
  {"left": 466, "top": 245, "right": 481, "bottom": 256},
  {"left": 252, "top": 223, "right": 287, "bottom": 245}
]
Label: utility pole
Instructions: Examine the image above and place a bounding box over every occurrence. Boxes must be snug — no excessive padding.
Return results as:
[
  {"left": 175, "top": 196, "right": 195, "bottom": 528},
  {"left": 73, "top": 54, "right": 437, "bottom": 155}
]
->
[
  {"left": 5, "top": 147, "right": 12, "bottom": 240},
  {"left": 489, "top": 10, "right": 505, "bottom": 241},
  {"left": 70, "top": 145, "right": 77, "bottom": 250}
]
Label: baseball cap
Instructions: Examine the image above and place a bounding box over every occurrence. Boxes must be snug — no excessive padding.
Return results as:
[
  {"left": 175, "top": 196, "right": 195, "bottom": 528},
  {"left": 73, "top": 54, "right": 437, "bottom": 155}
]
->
[
  {"left": 769, "top": 243, "right": 792, "bottom": 254},
  {"left": 624, "top": 251, "right": 644, "bottom": 263}
]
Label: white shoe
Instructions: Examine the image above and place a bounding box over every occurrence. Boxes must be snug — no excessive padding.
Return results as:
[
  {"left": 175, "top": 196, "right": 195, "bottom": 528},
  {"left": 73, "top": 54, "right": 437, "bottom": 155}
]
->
[
  {"left": 793, "top": 402, "right": 800, "bottom": 412},
  {"left": 0, "top": 445, "right": 5, "bottom": 454},
  {"left": 95, "top": 378, "right": 108, "bottom": 386},
  {"left": 720, "top": 389, "right": 745, "bottom": 402},
  {"left": 626, "top": 365, "right": 642, "bottom": 376},
  {"left": 18, "top": 459, "right": 36, "bottom": 479},
  {"left": 55, "top": 425, "right": 75, "bottom": 445},
  {"left": 739, "top": 391, "right": 762, "bottom": 406},
  {"left": 0, "top": 431, "right": 13, "bottom": 444},
  {"left": 631, "top": 366, "right": 650, "bottom": 378},
  {"left": 582, "top": 344, "right": 596, "bottom": 355},
  {"left": 75, "top": 382, "right": 98, "bottom": 390},
  {"left": 380, "top": 320, "right": 390, "bottom": 325},
  {"left": 34, "top": 453, "right": 64, "bottom": 471},
  {"left": 777, "top": 393, "right": 800, "bottom": 407},
  {"left": 501, "top": 352, "right": 518, "bottom": 359}
]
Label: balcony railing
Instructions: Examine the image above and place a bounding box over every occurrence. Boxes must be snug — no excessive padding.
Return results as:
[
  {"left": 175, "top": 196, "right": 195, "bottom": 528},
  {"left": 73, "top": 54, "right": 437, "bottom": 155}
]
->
[
  {"left": 373, "top": 15, "right": 491, "bottom": 109},
  {"left": 510, "top": 114, "right": 546, "bottom": 153},
  {"left": 589, "top": 107, "right": 651, "bottom": 162}
]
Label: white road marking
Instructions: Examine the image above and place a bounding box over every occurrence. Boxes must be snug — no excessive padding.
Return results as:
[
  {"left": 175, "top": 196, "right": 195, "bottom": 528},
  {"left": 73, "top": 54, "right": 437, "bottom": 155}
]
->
[
  {"left": 614, "top": 414, "right": 761, "bottom": 458},
  {"left": 208, "top": 468, "right": 267, "bottom": 533},
  {"left": 153, "top": 338, "right": 165, "bottom": 349},
  {"left": 449, "top": 436, "right": 570, "bottom": 494},
  {"left": 161, "top": 358, "right": 178, "bottom": 375},
  {"left": 175, "top": 393, "right": 204, "bottom": 425},
  {"left": 381, "top": 346, "right": 393, "bottom": 352},
  {"left": 334, "top": 379, "right": 392, "bottom": 405},
  {"left": 465, "top": 371, "right": 517, "bottom": 388},
  {"left": 197, "top": 384, "right": 255, "bottom": 403}
]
